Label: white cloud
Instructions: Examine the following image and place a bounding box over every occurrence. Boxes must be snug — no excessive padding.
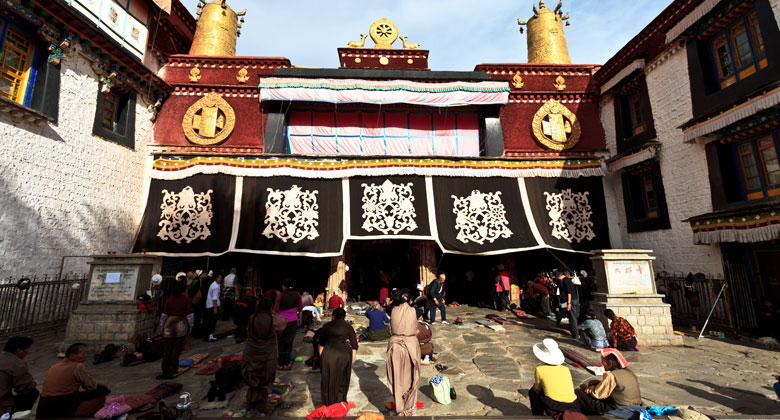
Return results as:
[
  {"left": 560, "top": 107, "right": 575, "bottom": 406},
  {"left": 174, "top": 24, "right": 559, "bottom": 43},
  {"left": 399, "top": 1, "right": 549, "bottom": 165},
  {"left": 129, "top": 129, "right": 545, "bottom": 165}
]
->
[{"left": 180, "top": 0, "right": 671, "bottom": 70}]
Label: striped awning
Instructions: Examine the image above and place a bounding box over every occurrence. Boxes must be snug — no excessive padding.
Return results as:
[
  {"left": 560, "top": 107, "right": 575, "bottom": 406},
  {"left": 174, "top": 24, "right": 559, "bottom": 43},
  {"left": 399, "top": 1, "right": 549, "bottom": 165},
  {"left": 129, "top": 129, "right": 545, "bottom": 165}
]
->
[
  {"left": 683, "top": 87, "right": 780, "bottom": 141},
  {"left": 606, "top": 145, "right": 658, "bottom": 173},
  {"left": 258, "top": 78, "right": 510, "bottom": 107}
]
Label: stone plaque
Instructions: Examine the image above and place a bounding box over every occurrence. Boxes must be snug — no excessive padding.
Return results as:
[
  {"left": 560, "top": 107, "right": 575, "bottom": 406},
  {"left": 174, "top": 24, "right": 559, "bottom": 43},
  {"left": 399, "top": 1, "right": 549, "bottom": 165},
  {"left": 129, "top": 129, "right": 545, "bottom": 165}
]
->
[
  {"left": 605, "top": 260, "right": 654, "bottom": 294},
  {"left": 88, "top": 265, "right": 140, "bottom": 302}
]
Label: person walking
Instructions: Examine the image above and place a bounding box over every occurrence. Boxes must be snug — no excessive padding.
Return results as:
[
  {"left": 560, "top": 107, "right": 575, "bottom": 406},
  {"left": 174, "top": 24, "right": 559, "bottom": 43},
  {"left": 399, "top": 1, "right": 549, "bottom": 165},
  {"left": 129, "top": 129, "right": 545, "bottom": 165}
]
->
[
  {"left": 528, "top": 339, "right": 580, "bottom": 416},
  {"left": 204, "top": 274, "right": 222, "bottom": 342},
  {"left": 386, "top": 290, "right": 421, "bottom": 416},
  {"left": 494, "top": 265, "right": 511, "bottom": 311},
  {"left": 188, "top": 271, "right": 204, "bottom": 337},
  {"left": 0, "top": 336, "right": 38, "bottom": 414},
  {"left": 318, "top": 308, "right": 358, "bottom": 405},
  {"left": 556, "top": 273, "right": 580, "bottom": 339},
  {"left": 158, "top": 282, "right": 193, "bottom": 379},
  {"left": 242, "top": 298, "right": 277, "bottom": 415},
  {"left": 222, "top": 268, "right": 239, "bottom": 321},
  {"left": 428, "top": 274, "right": 447, "bottom": 324},
  {"left": 274, "top": 279, "right": 302, "bottom": 369}
]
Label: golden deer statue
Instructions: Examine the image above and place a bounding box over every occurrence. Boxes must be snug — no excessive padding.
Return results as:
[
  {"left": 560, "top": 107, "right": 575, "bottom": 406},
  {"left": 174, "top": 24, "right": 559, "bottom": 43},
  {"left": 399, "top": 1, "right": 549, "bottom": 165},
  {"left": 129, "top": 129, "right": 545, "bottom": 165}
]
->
[
  {"left": 399, "top": 36, "right": 420, "bottom": 49},
  {"left": 347, "top": 34, "right": 368, "bottom": 48}
]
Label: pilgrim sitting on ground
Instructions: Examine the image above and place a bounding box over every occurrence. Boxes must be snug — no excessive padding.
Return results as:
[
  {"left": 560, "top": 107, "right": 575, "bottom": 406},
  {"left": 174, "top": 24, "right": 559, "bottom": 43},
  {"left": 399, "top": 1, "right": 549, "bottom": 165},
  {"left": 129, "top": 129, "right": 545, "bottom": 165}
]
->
[
  {"left": 528, "top": 338, "right": 581, "bottom": 416},
  {"left": 605, "top": 309, "right": 639, "bottom": 351},
  {"left": 37, "top": 343, "right": 111, "bottom": 418},
  {"left": 364, "top": 302, "right": 392, "bottom": 341},
  {"left": 579, "top": 309, "right": 610, "bottom": 350},
  {"left": 0, "top": 336, "right": 39, "bottom": 415},
  {"left": 575, "top": 348, "right": 642, "bottom": 415}
]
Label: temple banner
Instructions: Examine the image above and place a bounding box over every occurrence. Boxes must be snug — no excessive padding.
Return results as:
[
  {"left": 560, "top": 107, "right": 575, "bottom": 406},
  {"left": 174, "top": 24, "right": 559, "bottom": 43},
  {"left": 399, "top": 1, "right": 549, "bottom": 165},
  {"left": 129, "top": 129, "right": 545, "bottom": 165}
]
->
[
  {"left": 133, "top": 175, "right": 236, "bottom": 256},
  {"left": 132, "top": 173, "right": 610, "bottom": 257}
]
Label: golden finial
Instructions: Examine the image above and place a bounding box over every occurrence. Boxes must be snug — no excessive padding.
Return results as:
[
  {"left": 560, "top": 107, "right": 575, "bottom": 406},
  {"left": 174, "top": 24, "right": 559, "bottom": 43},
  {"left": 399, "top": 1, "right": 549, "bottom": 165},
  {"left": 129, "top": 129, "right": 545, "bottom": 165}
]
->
[
  {"left": 189, "top": 0, "right": 245, "bottom": 56},
  {"left": 518, "top": 0, "right": 572, "bottom": 64}
]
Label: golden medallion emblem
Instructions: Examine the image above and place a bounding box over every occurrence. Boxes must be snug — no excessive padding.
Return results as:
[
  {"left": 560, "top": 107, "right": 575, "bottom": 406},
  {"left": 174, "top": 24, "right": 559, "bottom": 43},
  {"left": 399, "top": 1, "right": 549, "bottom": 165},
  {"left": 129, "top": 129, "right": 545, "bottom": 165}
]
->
[
  {"left": 531, "top": 99, "right": 581, "bottom": 151},
  {"left": 182, "top": 92, "right": 236, "bottom": 145},
  {"left": 369, "top": 18, "right": 398, "bottom": 49}
]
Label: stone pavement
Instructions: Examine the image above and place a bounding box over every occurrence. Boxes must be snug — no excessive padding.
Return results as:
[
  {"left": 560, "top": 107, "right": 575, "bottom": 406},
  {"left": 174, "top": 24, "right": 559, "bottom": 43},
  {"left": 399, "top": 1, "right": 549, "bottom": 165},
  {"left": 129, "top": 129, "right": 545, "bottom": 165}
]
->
[{"left": 20, "top": 305, "right": 780, "bottom": 417}]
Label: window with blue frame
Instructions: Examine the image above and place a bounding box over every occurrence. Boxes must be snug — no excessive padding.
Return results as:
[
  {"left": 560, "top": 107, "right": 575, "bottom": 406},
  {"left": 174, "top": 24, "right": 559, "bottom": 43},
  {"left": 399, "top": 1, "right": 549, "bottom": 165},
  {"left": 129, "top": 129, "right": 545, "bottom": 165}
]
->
[
  {"left": 0, "top": 23, "right": 39, "bottom": 106},
  {"left": 709, "top": 9, "right": 767, "bottom": 90},
  {"left": 734, "top": 130, "right": 780, "bottom": 200}
]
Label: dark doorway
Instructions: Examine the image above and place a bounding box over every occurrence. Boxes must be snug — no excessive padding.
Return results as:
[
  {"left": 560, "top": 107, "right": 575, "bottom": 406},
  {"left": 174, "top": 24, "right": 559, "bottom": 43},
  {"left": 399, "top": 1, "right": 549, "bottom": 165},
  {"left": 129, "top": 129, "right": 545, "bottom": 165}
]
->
[{"left": 348, "top": 240, "right": 417, "bottom": 301}]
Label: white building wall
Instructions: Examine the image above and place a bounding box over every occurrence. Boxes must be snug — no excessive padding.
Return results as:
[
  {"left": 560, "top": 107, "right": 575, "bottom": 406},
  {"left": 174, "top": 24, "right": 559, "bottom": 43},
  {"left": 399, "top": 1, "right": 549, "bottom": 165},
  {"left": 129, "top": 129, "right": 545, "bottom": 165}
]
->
[
  {"left": 0, "top": 47, "right": 153, "bottom": 278},
  {"left": 601, "top": 47, "right": 723, "bottom": 276},
  {"left": 770, "top": 0, "right": 780, "bottom": 26}
]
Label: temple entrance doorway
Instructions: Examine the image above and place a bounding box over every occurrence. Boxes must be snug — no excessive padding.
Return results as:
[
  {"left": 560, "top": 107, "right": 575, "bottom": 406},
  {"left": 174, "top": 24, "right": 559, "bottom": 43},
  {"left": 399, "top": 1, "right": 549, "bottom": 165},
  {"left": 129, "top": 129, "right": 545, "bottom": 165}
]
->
[{"left": 346, "top": 239, "right": 435, "bottom": 301}]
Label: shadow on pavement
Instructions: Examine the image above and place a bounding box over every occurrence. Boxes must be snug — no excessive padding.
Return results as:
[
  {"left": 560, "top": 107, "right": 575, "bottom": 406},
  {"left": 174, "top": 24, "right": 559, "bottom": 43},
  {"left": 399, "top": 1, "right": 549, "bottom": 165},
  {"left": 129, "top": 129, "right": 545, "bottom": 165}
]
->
[
  {"left": 353, "top": 359, "right": 391, "bottom": 412},
  {"left": 467, "top": 384, "right": 531, "bottom": 415},
  {"left": 668, "top": 381, "right": 777, "bottom": 414}
]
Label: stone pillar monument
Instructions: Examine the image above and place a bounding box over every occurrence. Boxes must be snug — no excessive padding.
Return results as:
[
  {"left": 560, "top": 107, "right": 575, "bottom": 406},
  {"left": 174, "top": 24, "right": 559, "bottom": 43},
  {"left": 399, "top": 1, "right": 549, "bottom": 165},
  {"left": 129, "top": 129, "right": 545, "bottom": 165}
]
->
[
  {"left": 590, "top": 250, "right": 682, "bottom": 346},
  {"left": 63, "top": 254, "right": 162, "bottom": 349}
]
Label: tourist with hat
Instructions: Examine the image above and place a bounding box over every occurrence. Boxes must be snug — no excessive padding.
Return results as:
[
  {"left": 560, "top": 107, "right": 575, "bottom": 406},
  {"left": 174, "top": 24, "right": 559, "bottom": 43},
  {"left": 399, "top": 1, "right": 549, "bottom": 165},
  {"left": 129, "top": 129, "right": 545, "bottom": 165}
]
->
[
  {"left": 528, "top": 338, "right": 580, "bottom": 415},
  {"left": 575, "top": 348, "right": 642, "bottom": 415}
]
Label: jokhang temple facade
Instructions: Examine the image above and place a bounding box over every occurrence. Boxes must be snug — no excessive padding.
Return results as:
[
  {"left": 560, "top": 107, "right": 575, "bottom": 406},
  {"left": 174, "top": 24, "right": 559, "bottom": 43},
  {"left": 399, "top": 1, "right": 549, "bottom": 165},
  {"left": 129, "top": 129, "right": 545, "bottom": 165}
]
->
[
  {"left": 2, "top": 0, "right": 779, "bottom": 331},
  {"left": 133, "top": 0, "right": 610, "bottom": 295}
]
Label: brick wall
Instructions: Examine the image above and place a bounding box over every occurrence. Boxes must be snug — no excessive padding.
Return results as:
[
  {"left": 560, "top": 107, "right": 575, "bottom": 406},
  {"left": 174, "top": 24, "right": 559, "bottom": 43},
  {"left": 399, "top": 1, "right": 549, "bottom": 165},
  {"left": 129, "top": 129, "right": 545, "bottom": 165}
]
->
[
  {"left": 0, "top": 47, "right": 153, "bottom": 278},
  {"left": 600, "top": 47, "right": 724, "bottom": 275}
]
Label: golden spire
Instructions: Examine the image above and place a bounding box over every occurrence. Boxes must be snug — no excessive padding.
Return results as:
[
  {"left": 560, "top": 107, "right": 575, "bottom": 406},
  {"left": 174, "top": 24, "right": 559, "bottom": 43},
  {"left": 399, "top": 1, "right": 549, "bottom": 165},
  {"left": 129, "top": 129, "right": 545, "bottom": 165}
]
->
[
  {"left": 517, "top": 0, "right": 572, "bottom": 64},
  {"left": 189, "top": 0, "right": 246, "bottom": 56}
]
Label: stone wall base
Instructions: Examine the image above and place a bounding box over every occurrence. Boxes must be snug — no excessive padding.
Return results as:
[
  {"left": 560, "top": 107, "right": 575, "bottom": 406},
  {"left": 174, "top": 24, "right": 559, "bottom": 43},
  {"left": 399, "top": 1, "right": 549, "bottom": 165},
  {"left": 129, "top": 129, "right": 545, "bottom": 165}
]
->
[
  {"left": 62, "top": 303, "right": 156, "bottom": 351},
  {"left": 591, "top": 293, "right": 683, "bottom": 347}
]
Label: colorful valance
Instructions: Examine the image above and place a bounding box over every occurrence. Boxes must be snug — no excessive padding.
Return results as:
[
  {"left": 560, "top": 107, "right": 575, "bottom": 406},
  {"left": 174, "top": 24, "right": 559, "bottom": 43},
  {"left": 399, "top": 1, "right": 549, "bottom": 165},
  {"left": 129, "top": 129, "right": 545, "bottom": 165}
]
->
[
  {"left": 690, "top": 208, "right": 780, "bottom": 244},
  {"left": 287, "top": 111, "right": 480, "bottom": 157},
  {"left": 133, "top": 173, "right": 610, "bottom": 257},
  {"left": 150, "top": 157, "right": 604, "bottom": 180},
  {"left": 606, "top": 146, "right": 658, "bottom": 172},
  {"left": 258, "top": 78, "right": 510, "bottom": 107},
  {"left": 683, "top": 87, "right": 780, "bottom": 141}
]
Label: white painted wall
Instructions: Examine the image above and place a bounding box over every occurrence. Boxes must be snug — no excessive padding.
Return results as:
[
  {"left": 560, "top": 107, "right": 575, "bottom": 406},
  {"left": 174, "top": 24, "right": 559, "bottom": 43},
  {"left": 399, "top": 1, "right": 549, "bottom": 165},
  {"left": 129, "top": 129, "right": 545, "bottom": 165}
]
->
[
  {"left": 600, "top": 48, "right": 724, "bottom": 276},
  {"left": 0, "top": 47, "right": 153, "bottom": 278}
]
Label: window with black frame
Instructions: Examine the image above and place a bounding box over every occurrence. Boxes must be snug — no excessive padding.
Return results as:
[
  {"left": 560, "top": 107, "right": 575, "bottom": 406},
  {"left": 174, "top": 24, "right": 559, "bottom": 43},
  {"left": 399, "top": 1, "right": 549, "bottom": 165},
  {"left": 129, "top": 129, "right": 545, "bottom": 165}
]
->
[
  {"left": 732, "top": 129, "right": 780, "bottom": 201},
  {"left": 621, "top": 161, "right": 671, "bottom": 233},
  {"left": 613, "top": 77, "right": 656, "bottom": 154},
  {"left": 708, "top": 9, "right": 767, "bottom": 90},
  {"left": 92, "top": 85, "right": 136, "bottom": 149}
]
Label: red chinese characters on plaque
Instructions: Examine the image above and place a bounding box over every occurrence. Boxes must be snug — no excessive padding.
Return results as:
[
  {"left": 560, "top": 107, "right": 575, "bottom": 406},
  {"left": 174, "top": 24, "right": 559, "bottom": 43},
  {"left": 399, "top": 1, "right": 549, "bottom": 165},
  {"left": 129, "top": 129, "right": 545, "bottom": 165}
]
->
[{"left": 605, "top": 261, "right": 654, "bottom": 294}]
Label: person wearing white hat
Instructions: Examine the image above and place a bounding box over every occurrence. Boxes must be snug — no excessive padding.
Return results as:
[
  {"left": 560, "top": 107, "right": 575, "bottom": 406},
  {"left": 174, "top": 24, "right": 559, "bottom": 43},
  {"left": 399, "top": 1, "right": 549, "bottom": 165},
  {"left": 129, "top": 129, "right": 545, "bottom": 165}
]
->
[{"left": 528, "top": 339, "right": 580, "bottom": 416}]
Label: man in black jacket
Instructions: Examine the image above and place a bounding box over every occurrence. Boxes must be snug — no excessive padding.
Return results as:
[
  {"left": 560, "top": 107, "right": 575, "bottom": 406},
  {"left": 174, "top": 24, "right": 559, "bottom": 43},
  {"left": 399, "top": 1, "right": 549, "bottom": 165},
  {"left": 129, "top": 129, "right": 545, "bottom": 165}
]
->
[{"left": 427, "top": 274, "right": 448, "bottom": 324}]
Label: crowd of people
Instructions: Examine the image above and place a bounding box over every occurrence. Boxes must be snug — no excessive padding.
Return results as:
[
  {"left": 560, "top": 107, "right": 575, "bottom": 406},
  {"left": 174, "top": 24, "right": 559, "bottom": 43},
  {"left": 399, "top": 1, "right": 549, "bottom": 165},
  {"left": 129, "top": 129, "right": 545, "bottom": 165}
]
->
[{"left": 0, "top": 265, "right": 651, "bottom": 418}]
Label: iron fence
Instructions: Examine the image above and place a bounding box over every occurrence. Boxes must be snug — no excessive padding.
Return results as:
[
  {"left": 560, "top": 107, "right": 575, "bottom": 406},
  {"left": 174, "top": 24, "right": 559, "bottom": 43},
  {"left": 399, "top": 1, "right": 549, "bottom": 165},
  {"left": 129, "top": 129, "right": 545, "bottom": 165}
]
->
[
  {"left": 657, "top": 268, "right": 756, "bottom": 333},
  {"left": 0, "top": 275, "right": 88, "bottom": 338}
]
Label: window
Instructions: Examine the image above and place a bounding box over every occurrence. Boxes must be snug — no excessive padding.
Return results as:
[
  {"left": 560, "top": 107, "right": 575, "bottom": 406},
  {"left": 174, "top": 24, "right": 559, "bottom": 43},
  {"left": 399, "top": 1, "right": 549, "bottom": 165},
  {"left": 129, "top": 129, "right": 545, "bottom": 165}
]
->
[
  {"left": 734, "top": 131, "right": 780, "bottom": 200},
  {"left": 628, "top": 91, "right": 644, "bottom": 136},
  {"left": 614, "top": 79, "right": 655, "bottom": 153},
  {"left": 0, "top": 27, "right": 36, "bottom": 105},
  {"left": 92, "top": 85, "right": 136, "bottom": 148},
  {"left": 709, "top": 10, "right": 767, "bottom": 90},
  {"left": 621, "top": 161, "right": 671, "bottom": 232}
]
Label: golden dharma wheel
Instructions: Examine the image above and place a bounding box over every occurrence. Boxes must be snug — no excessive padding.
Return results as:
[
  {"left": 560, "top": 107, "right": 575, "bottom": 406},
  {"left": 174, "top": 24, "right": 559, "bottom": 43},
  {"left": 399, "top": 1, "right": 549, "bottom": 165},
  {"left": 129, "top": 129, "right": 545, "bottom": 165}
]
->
[{"left": 370, "top": 18, "right": 398, "bottom": 49}]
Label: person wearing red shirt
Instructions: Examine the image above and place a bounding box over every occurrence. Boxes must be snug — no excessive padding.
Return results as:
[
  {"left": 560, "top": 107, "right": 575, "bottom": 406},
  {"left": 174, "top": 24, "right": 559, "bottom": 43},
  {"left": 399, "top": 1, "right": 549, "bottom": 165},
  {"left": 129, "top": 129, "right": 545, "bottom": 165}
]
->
[{"left": 328, "top": 291, "right": 345, "bottom": 310}]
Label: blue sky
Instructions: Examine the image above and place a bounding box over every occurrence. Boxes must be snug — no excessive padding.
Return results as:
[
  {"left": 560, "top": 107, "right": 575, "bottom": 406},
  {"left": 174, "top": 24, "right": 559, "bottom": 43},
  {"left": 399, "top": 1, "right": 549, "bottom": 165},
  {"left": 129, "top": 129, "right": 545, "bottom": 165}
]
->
[{"left": 181, "top": 0, "right": 671, "bottom": 70}]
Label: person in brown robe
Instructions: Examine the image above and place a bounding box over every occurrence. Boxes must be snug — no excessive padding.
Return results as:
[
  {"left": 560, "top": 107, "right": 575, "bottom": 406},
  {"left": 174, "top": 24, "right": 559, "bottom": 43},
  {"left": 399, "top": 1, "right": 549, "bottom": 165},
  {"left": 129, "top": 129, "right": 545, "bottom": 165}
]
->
[
  {"left": 242, "top": 298, "right": 278, "bottom": 414},
  {"left": 386, "top": 289, "right": 421, "bottom": 416},
  {"left": 318, "top": 308, "right": 358, "bottom": 405},
  {"left": 37, "top": 343, "right": 110, "bottom": 418}
]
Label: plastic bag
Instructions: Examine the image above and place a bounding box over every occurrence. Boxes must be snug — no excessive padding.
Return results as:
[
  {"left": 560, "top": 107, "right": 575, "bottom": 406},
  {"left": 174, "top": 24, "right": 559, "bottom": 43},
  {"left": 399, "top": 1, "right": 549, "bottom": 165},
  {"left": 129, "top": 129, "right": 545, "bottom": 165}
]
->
[{"left": 430, "top": 375, "right": 452, "bottom": 405}]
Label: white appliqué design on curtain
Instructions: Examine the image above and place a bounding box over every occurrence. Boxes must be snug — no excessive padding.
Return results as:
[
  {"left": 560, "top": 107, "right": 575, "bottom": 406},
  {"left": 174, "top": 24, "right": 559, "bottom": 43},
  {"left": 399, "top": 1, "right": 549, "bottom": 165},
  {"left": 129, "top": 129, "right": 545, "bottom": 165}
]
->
[
  {"left": 451, "top": 190, "right": 513, "bottom": 244},
  {"left": 263, "top": 185, "right": 320, "bottom": 243},
  {"left": 157, "top": 186, "right": 214, "bottom": 244},
  {"left": 361, "top": 179, "right": 418, "bottom": 235},
  {"left": 544, "top": 189, "right": 595, "bottom": 243}
]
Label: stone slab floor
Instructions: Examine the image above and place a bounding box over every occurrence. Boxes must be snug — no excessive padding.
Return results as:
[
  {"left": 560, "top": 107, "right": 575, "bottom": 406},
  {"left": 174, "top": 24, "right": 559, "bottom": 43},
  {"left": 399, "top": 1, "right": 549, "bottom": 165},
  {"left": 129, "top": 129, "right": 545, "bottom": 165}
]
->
[{"left": 20, "top": 306, "right": 780, "bottom": 417}]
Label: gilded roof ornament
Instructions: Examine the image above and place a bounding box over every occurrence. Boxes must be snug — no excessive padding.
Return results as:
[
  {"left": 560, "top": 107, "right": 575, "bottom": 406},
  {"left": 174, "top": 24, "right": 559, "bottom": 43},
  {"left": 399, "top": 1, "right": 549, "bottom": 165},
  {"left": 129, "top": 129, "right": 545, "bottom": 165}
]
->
[
  {"left": 518, "top": 0, "right": 572, "bottom": 64},
  {"left": 347, "top": 19, "right": 420, "bottom": 50},
  {"left": 189, "top": 0, "right": 246, "bottom": 56}
]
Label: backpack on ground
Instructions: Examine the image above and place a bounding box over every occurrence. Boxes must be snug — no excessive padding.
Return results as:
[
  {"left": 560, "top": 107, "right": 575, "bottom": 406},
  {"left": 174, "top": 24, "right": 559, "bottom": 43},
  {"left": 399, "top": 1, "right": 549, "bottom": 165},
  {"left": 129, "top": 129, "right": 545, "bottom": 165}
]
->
[{"left": 430, "top": 375, "right": 452, "bottom": 405}]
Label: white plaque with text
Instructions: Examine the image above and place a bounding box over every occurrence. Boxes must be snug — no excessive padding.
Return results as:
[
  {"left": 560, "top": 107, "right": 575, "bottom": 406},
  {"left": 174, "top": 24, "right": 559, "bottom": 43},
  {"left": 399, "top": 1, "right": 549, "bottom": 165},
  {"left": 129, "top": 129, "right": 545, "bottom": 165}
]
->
[
  {"left": 605, "top": 260, "right": 654, "bottom": 294},
  {"left": 88, "top": 265, "right": 140, "bottom": 302}
]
